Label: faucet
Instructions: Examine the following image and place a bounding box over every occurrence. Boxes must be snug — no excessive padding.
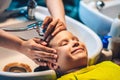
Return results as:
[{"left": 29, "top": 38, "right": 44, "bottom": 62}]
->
[
  {"left": 1, "top": 20, "right": 44, "bottom": 36},
  {"left": 27, "top": 0, "right": 37, "bottom": 20},
  {"left": 96, "top": 0, "right": 105, "bottom": 11}
]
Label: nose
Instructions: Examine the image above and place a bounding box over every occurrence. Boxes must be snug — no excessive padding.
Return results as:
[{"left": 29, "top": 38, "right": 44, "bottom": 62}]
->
[{"left": 72, "top": 41, "right": 79, "bottom": 47}]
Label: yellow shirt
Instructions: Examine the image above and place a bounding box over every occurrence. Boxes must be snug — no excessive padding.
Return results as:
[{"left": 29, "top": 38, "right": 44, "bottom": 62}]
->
[{"left": 57, "top": 61, "right": 120, "bottom": 80}]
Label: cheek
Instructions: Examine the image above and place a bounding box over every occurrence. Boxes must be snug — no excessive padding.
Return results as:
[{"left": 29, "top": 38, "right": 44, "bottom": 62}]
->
[
  {"left": 57, "top": 46, "right": 72, "bottom": 59},
  {"left": 56, "top": 46, "right": 73, "bottom": 65},
  {"left": 56, "top": 47, "right": 74, "bottom": 72}
]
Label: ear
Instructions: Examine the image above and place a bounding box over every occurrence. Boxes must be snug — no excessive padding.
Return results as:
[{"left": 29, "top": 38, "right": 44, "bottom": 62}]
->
[{"left": 47, "top": 63, "right": 59, "bottom": 70}]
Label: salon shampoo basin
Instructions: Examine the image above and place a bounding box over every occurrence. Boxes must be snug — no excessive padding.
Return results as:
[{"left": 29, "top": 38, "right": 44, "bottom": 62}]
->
[
  {"left": 0, "top": 6, "right": 102, "bottom": 80},
  {"left": 79, "top": 0, "right": 120, "bottom": 38}
]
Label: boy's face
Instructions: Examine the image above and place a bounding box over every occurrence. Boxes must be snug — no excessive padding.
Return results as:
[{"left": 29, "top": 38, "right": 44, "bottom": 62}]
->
[{"left": 49, "top": 31, "right": 88, "bottom": 73}]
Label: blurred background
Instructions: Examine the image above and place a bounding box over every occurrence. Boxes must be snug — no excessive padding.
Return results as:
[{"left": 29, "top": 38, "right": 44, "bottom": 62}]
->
[{"left": 7, "top": 0, "right": 81, "bottom": 22}]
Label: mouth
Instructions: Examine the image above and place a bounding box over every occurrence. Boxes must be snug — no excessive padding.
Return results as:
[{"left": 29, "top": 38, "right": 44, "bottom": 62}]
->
[{"left": 71, "top": 48, "right": 84, "bottom": 55}]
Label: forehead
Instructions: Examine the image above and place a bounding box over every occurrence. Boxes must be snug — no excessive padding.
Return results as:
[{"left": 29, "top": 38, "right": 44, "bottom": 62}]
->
[
  {"left": 49, "top": 31, "right": 74, "bottom": 46},
  {"left": 57, "top": 31, "right": 73, "bottom": 38}
]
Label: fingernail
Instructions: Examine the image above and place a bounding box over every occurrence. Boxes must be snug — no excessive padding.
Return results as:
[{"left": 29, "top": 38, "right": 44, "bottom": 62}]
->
[
  {"left": 54, "top": 55, "right": 57, "bottom": 58},
  {"left": 41, "top": 42, "right": 47, "bottom": 45},
  {"left": 42, "top": 63, "right": 46, "bottom": 66},
  {"left": 53, "top": 49, "right": 57, "bottom": 53},
  {"left": 51, "top": 33, "right": 54, "bottom": 36}
]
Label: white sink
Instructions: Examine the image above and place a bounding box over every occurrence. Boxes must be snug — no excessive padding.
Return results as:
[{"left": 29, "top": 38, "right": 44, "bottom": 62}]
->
[
  {"left": 79, "top": 0, "right": 120, "bottom": 38},
  {"left": 0, "top": 6, "right": 102, "bottom": 80}
]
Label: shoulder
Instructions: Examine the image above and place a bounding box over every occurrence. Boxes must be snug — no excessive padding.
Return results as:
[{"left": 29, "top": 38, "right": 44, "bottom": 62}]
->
[{"left": 96, "top": 61, "right": 120, "bottom": 68}]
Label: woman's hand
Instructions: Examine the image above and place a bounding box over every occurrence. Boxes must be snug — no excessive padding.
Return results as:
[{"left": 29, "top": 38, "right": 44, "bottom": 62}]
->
[
  {"left": 42, "top": 16, "right": 66, "bottom": 42},
  {"left": 19, "top": 37, "right": 57, "bottom": 66}
]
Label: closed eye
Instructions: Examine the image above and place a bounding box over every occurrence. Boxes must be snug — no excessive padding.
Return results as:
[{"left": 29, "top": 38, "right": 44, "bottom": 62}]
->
[{"left": 59, "top": 40, "right": 68, "bottom": 46}]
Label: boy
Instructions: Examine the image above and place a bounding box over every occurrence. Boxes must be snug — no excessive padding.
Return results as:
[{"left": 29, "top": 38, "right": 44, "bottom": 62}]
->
[{"left": 47, "top": 30, "right": 120, "bottom": 80}]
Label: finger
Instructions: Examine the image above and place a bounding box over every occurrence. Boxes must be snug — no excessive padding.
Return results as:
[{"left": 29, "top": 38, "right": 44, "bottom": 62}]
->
[
  {"left": 44, "top": 19, "right": 58, "bottom": 40},
  {"left": 34, "top": 59, "right": 47, "bottom": 66},
  {"left": 33, "top": 37, "right": 41, "bottom": 43},
  {"left": 51, "top": 21, "right": 66, "bottom": 36},
  {"left": 33, "top": 50, "right": 57, "bottom": 59},
  {"left": 33, "top": 38, "right": 47, "bottom": 45},
  {"left": 44, "top": 19, "right": 59, "bottom": 40},
  {"left": 33, "top": 56, "right": 56, "bottom": 66},
  {"left": 38, "top": 62, "right": 47, "bottom": 66},
  {"left": 52, "top": 26, "right": 66, "bottom": 36},
  {"left": 35, "top": 56, "right": 56, "bottom": 64},
  {"left": 32, "top": 44, "right": 56, "bottom": 53},
  {"left": 42, "top": 16, "right": 52, "bottom": 29},
  {"left": 41, "top": 57, "right": 57, "bottom": 63},
  {"left": 45, "top": 35, "right": 53, "bottom": 43},
  {"left": 45, "top": 21, "right": 66, "bottom": 41}
]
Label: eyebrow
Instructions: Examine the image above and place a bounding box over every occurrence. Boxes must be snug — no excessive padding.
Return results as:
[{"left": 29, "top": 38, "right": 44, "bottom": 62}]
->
[{"left": 73, "top": 36, "right": 79, "bottom": 41}]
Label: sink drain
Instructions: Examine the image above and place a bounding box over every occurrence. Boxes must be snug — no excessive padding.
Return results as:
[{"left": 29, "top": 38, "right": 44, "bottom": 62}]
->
[{"left": 3, "top": 62, "right": 32, "bottom": 73}]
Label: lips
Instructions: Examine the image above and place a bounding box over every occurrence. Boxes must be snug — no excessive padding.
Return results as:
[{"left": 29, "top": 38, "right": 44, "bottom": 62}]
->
[{"left": 71, "top": 48, "right": 84, "bottom": 55}]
